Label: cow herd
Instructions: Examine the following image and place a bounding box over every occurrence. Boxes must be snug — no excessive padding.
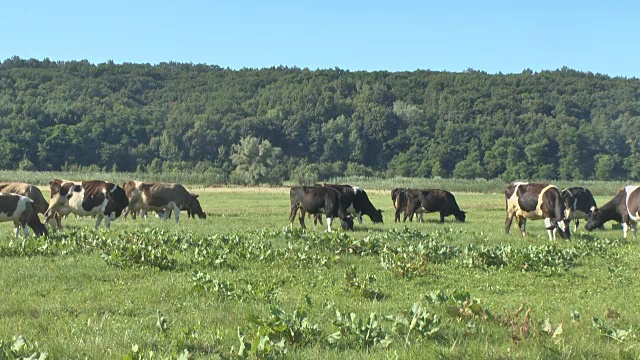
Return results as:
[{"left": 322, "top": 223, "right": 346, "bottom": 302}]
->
[
  {"left": 292, "top": 182, "right": 640, "bottom": 241},
  {"left": 0, "top": 180, "right": 206, "bottom": 238},
  {"left": 0, "top": 178, "right": 637, "bottom": 241}
]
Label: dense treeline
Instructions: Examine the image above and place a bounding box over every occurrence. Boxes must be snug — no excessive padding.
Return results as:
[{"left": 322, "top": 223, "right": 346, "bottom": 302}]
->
[{"left": 1, "top": 56, "right": 639, "bottom": 183}]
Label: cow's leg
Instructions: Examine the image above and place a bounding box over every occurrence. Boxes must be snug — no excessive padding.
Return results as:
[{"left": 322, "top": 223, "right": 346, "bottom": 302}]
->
[
  {"left": 573, "top": 219, "right": 579, "bottom": 233},
  {"left": 439, "top": 213, "right": 445, "bottom": 223},
  {"left": 141, "top": 209, "right": 148, "bottom": 219},
  {"left": 104, "top": 215, "right": 111, "bottom": 229},
  {"left": 357, "top": 212, "right": 363, "bottom": 224},
  {"left": 23, "top": 222, "right": 29, "bottom": 237},
  {"left": 623, "top": 222, "right": 629, "bottom": 238},
  {"left": 94, "top": 214, "right": 104, "bottom": 229},
  {"left": 13, "top": 221, "right": 20, "bottom": 238},
  {"left": 288, "top": 206, "right": 297, "bottom": 230},
  {"left": 632, "top": 221, "right": 638, "bottom": 240},
  {"left": 394, "top": 209, "right": 401, "bottom": 223},
  {"left": 298, "top": 208, "right": 307, "bottom": 229},
  {"left": 172, "top": 203, "right": 180, "bottom": 223},
  {"left": 518, "top": 217, "right": 527, "bottom": 237},
  {"left": 326, "top": 217, "right": 333, "bottom": 232},
  {"left": 505, "top": 210, "right": 515, "bottom": 234},
  {"left": 544, "top": 217, "right": 555, "bottom": 241}
]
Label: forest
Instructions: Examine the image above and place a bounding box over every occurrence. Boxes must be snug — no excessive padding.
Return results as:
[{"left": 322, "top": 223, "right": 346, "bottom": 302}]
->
[{"left": 1, "top": 56, "right": 639, "bottom": 184}]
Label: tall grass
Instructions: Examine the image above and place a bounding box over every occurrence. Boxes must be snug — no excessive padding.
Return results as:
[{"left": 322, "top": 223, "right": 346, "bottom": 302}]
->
[{"left": 0, "top": 170, "right": 632, "bottom": 196}]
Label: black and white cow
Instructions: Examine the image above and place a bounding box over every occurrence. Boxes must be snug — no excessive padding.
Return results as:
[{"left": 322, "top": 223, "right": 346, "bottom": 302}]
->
[
  {"left": 289, "top": 186, "right": 354, "bottom": 232},
  {"left": 505, "top": 182, "right": 570, "bottom": 241},
  {"left": 323, "top": 184, "right": 383, "bottom": 224},
  {"left": 586, "top": 185, "right": 640, "bottom": 239},
  {"left": 0, "top": 193, "right": 47, "bottom": 237},
  {"left": 562, "top": 187, "right": 598, "bottom": 232},
  {"left": 403, "top": 189, "right": 466, "bottom": 223},
  {"left": 45, "top": 179, "right": 129, "bottom": 229}
]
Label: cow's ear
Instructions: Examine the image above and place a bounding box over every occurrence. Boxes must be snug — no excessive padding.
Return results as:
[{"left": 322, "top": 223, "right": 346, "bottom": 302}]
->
[{"left": 193, "top": 194, "right": 199, "bottom": 199}]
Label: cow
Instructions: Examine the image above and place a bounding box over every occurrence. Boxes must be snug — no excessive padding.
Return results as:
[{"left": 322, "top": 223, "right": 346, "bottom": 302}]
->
[
  {"left": 391, "top": 188, "right": 425, "bottom": 223},
  {"left": 44, "top": 179, "right": 129, "bottom": 229},
  {"left": 0, "top": 193, "right": 47, "bottom": 237},
  {"left": 505, "top": 182, "right": 570, "bottom": 241},
  {"left": 322, "top": 184, "right": 383, "bottom": 224},
  {"left": 585, "top": 185, "right": 640, "bottom": 239},
  {"left": 0, "top": 182, "right": 62, "bottom": 229},
  {"left": 289, "top": 186, "right": 354, "bottom": 232},
  {"left": 121, "top": 181, "right": 206, "bottom": 222},
  {"left": 391, "top": 188, "right": 408, "bottom": 223},
  {"left": 562, "top": 187, "right": 599, "bottom": 232},
  {"left": 403, "top": 189, "right": 466, "bottom": 223}
]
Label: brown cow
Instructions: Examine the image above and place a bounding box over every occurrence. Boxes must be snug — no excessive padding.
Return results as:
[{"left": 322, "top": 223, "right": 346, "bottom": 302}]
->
[
  {"left": 0, "top": 182, "right": 62, "bottom": 229},
  {"left": 0, "top": 193, "right": 47, "bottom": 237},
  {"left": 403, "top": 189, "right": 466, "bottom": 223},
  {"left": 121, "top": 181, "right": 205, "bottom": 222}
]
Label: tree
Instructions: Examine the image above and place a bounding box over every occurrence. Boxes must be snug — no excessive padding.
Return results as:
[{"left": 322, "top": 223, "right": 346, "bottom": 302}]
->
[{"left": 229, "top": 136, "right": 284, "bottom": 185}]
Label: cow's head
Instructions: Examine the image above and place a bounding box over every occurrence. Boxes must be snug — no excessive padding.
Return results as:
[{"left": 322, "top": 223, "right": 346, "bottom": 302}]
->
[
  {"left": 186, "top": 193, "right": 206, "bottom": 219},
  {"left": 27, "top": 212, "right": 47, "bottom": 237},
  {"left": 585, "top": 208, "right": 605, "bottom": 231},
  {"left": 340, "top": 215, "right": 354, "bottom": 230},
  {"left": 121, "top": 180, "right": 139, "bottom": 199},
  {"left": 105, "top": 183, "right": 129, "bottom": 219},
  {"left": 455, "top": 210, "right": 467, "bottom": 223},
  {"left": 561, "top": 189, "right": 576, "bottom": 219},
  {"left": 44, "top": 180, "right": 78, "bottom": 218},
  {"left": 370, "top": 209, "right": 384, "bottom": 223}
]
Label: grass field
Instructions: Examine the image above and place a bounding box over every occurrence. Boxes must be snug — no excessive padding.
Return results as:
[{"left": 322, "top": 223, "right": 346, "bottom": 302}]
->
[{"left": 0, "top": 187, "right": 639, "bottom": 359}]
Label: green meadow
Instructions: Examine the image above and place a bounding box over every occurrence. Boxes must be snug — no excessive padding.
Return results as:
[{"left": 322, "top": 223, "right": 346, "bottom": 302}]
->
[{"left": 0, "top": 183, "right": 638, "bottom": 359}]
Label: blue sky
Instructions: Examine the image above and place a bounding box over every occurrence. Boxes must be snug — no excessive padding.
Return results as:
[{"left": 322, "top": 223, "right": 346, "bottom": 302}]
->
[{"left": 1, "top": 0, "right": 638, "bottom": 77}]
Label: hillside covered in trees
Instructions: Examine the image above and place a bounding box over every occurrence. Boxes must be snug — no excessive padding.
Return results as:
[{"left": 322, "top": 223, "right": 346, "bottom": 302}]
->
[{"left": 1, "top": 56, "right": 639, "bottom": 183}]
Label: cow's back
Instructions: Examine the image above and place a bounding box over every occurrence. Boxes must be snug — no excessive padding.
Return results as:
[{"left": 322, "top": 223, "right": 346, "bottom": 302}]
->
[
  {"left": 141, "top": 182, "right": 190, "bottom": 207},
  {"left": 0, "top": 183, "right": 48, "bottom": 214}
]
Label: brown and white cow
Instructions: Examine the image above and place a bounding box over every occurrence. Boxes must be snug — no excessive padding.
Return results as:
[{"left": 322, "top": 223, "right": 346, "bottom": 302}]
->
[
  {"left": 0, "top": 193, "right": 47, "bottom": 237},
  {"left": 505, "top": 182, "right": 570, "bottom": 241},
  {"left": 562, "top": 187, "right": 599, "bottom": 232},
  {"left": 585, "top": 185, "right": 640, "bottom": 239},
  {"left": 44, "top": 179, "right": 129, "bottom": 229},
  {"left": 403, "top": 189, "right": 466, "bottom": 223},
  {"left": 289, "top": 186, "right": 354, "bottom": 232},
  {"left": 121, "top": 181, "right": 206, "bottom": 222},
  {"left": 0, "top": 182, "right": 62, "bottom": 230}
]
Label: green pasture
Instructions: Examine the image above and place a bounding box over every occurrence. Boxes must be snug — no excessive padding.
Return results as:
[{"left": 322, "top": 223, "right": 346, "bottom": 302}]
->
[{"left": 0, "top": 187, "right": 638, "bottom": 359}]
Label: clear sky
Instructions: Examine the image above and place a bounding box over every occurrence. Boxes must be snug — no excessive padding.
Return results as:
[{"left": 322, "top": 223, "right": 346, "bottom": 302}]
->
[{"left": 1, "top": 0, "right": 638, "bottom": 77}]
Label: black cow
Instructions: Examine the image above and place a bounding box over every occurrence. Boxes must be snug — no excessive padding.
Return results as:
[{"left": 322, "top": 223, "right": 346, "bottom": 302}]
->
[
  {"left": 289, "top": 186, "right": 354, "bottom": 232},
  {"left": 586, "top": 185, "right": 640, "bottom": 239},
  {"left": 323, "top": 184, "right": 383, "bottom": 224},
  {"left": 505, "top": 182, "right": 570, "bottom": 241},
  {"left": 403, "top": 189, "right": 466, "bottom": 223},
  {"left": 562, "top": 187, "right": 598, "bottom": 232},
  {"left": 45, "top": 179, "right": 130, "bottom": 229},
  {"left": 391, "top": 188, "right": 408, "bottom": 223}
]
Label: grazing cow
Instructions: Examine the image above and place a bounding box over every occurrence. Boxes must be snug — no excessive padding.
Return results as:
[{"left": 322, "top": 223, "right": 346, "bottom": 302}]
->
[
  {"left": 391, "top": 188, "right": 425, "bottom": 222},
  {"left": 121, "top": 181, "right": 206, "bottom": 222},
  {"left": 44, "top": 179, "right": 129, "bottom": 229},
  {"left": 562, "top": 187, "right": 599, "bottom": 232},
  {"left": 323, "top": 184, "right": 383, "bottom": 224},
  {"left": 505, "top": 182, "right": 570, "bottom": 241},
  {"left": 289, "top": 186, "right": 354, "bottom": 232},
  {"left": 403, "top": 189, "right": 466, "bottom": 223},
  {"left": 391, "top": 188, "right": 408, "bottom": 223},
  {"left": 586, "top": 185, "right": 640, "bottom": 239},
  {"left": 0, "top": 193, "right": 47, "bottom": 237},
  {"left": 0, "top": 182, "right": 62, "bottom": 229}
]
